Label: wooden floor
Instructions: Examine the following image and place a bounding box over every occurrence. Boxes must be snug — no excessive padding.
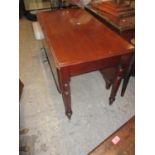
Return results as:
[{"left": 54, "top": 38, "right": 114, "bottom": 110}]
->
[{"left": 88, "top": 116, "right": 135, "bottom": 155}]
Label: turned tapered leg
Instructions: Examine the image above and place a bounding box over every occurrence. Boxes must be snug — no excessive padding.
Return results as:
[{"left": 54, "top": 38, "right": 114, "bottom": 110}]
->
[
  {"left": 61, "top": 81, "right": 72, "bottom": 119},
  {"left": 109, "top": 65, "right": 124, "bottom": 105},
  {"left": 58, "top": 68, "right": 72, "bottom": 119}
]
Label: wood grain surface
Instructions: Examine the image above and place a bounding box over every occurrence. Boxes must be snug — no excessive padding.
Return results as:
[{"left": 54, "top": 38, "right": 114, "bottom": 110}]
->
[
  {"left": 38, "top": 8, "right": 134, "bottom": 68},
  {"left": 88, "top": 116, "right": 135, "bottom": 155}
]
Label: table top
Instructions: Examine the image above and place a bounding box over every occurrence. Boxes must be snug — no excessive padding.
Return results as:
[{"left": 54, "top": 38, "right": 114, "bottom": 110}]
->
[{"left": 38, "top": 8, "right": 134, "bottom": 68}]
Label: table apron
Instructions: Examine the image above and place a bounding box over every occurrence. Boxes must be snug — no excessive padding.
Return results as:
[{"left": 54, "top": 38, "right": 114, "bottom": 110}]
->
[{"left": 69, "top": 56, "right": 122, "bottom": 77}]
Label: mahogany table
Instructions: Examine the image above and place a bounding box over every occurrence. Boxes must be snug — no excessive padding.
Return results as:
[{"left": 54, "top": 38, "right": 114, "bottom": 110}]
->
[{"left": 37, "top": 8, "right": 134, "bottom": 119}]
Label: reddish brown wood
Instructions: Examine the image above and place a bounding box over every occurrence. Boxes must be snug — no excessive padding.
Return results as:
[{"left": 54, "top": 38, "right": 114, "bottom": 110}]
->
[
  {"left": 85, "top": 6, "right": 135, "bottom": 96},
  {"left": 58, "top": 67, "right": 72, "bottom": 119},
  {"left": 85, "top": 6, "right": 135, "bottom": 34},
  {"left": 92, "top": 1, "right": 134, "bottom": 18},
  {"left": 100, "top": 67, "right": 116, "bottom": 89},
  {"left": 109, "top": 65, "right": 124, "bottom": 104},
  {"left": 19, "top": 79, "right": 24, "bottom": 101},
  {"left": 38, "top": 8, "right": 134, "bottom": 118},
  {"left": 88, "top": 116, "right": 135, "bottom": 155}
]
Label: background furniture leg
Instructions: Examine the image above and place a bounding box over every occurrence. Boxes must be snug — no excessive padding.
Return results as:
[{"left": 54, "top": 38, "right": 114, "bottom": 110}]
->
[
  {"left": 100, "top": 67, "right": 116, "bottom": 90},
  {"left": 121, "top": 55, "right": 135, "bottom": 96},
  {"left": 109, "top": 65, "right": 124, "bottom": 105}
]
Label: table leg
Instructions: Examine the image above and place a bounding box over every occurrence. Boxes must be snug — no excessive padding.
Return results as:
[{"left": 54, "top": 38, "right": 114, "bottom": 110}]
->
[
  {"left": 109, "top": 65, "right": 124, "bottom": 105},
  {"left": 121, "top": 55, "right": 135, "bottom": 96},
  {"left": 62, "top": 82, "right": 72, "bottom": 119},
  {"left": 58, "top": 69, "right": 72, "bottom": 119}
]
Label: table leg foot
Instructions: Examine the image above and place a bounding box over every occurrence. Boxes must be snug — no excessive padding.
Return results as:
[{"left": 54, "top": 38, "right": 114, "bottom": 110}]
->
[
  {"left": 109, "top": 97, "right": 115, "bottom": 105},
  {"left": 66, "top": 111, "right": 72, "bottom": 120}
]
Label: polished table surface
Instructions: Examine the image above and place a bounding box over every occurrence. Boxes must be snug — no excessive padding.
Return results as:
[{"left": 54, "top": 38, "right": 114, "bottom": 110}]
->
[{"left": 38, "top": 8, "right": 134, "bottom": 119}]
